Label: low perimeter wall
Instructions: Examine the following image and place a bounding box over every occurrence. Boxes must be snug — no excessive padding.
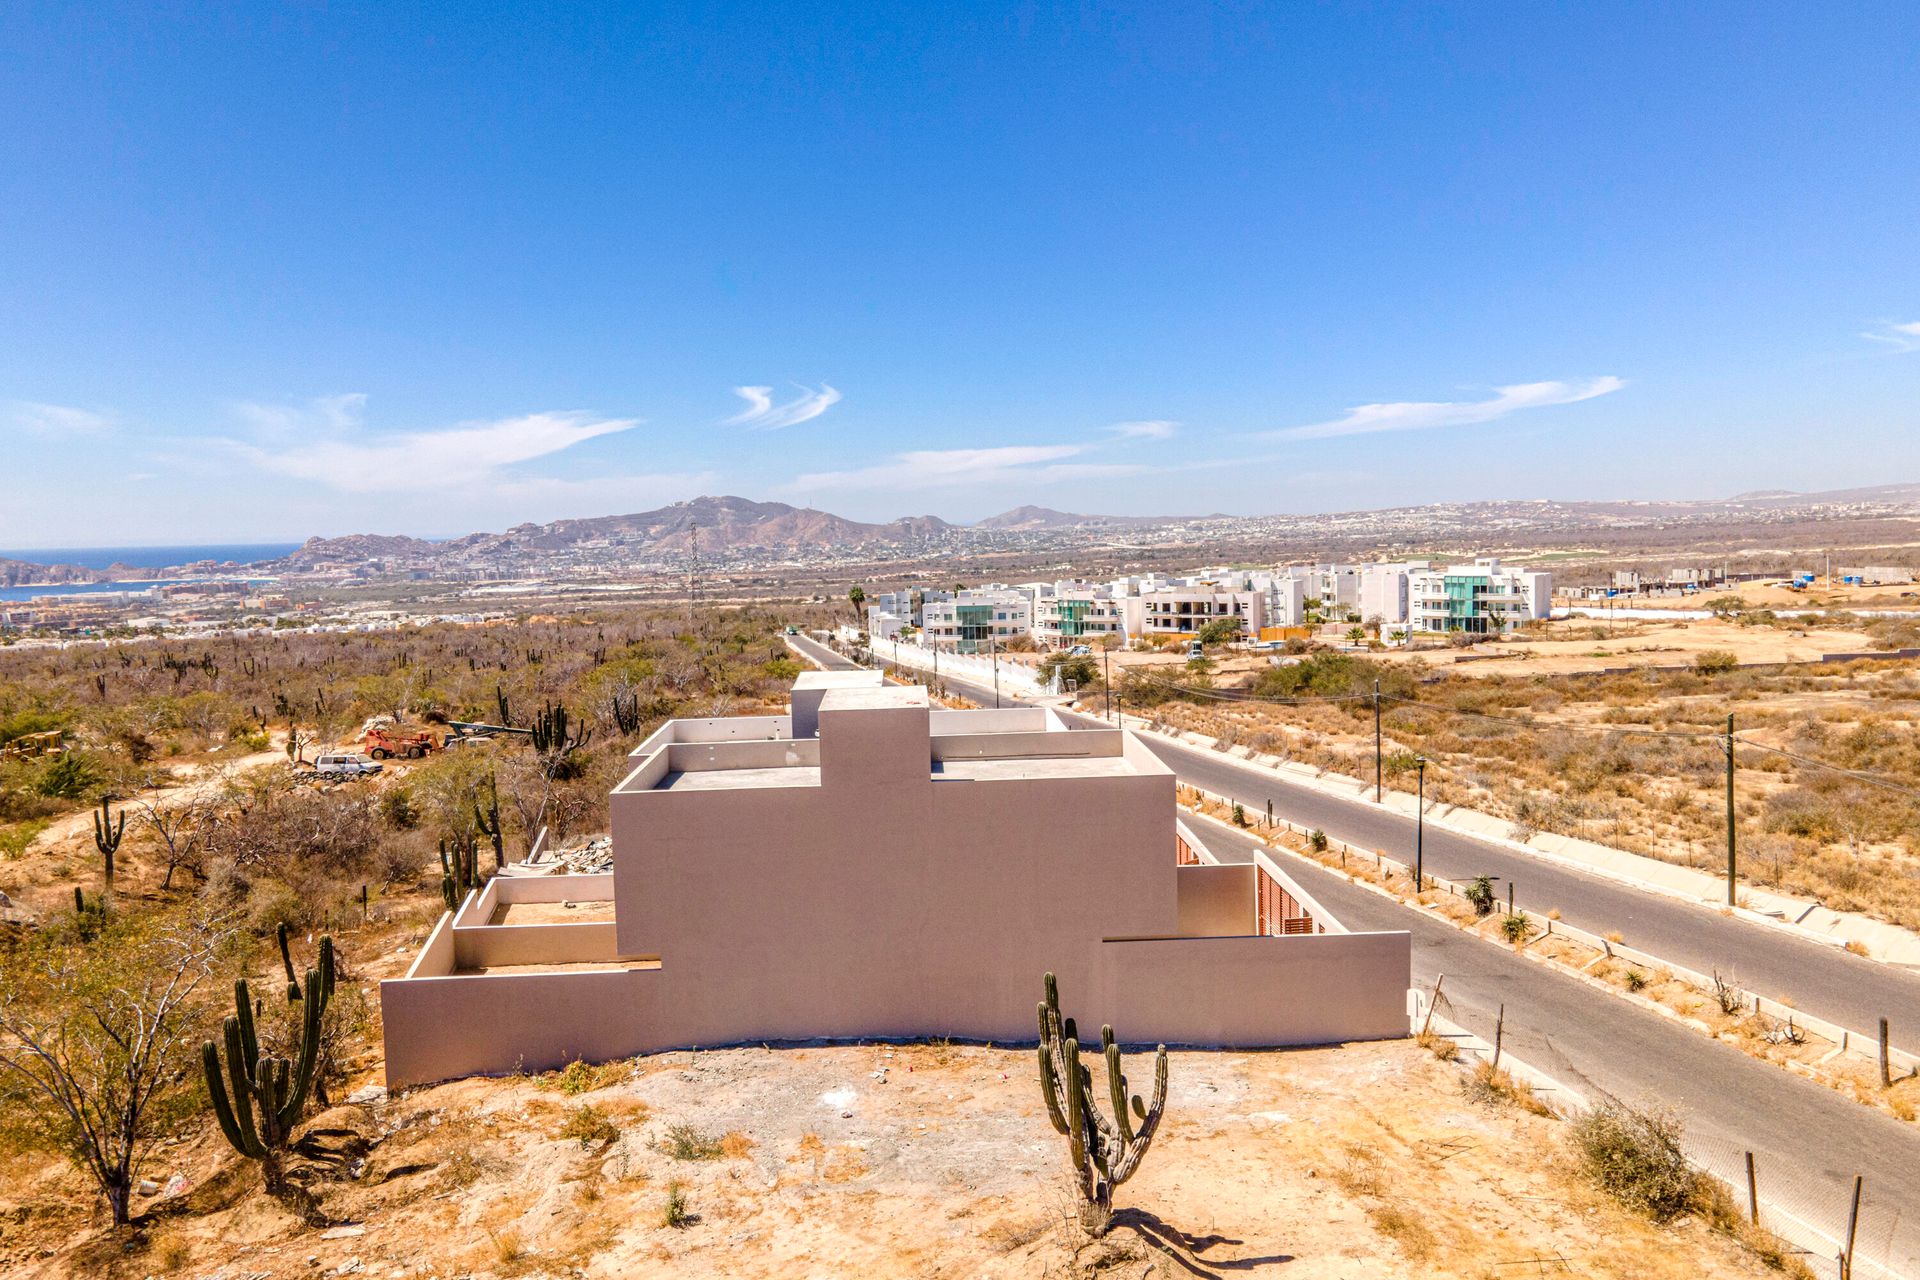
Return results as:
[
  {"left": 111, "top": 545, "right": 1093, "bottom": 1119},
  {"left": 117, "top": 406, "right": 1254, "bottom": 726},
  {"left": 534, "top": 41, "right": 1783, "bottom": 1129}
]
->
[{"left": 381, "top": 920, "right": 1412, "bottom": 1088}]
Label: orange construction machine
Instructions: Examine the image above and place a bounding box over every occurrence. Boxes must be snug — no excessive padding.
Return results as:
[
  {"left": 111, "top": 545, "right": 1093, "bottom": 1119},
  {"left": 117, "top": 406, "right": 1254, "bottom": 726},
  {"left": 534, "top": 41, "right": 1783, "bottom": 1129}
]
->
[{"left": 362, "top": 726, "right": 439, "bottom": 760}]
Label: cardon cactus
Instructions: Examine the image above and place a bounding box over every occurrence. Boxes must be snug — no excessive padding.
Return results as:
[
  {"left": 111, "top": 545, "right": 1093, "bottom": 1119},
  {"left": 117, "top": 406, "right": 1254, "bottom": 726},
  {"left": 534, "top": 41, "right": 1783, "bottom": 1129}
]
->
[
  {"left": 92, "top": 795, "right": 125, "bottom": 893},
  {"left": 202, "top": 937, "right": 336, "bottom": 1194},
  {"left": 1036, "top": 972, "right": 1168, "bottom": 1236},
  {"left": 439, "top": 835, "right": 480, "bottom": 912},
  {"left": 473, "top": 776, "right": 506, "bottom": 874}
]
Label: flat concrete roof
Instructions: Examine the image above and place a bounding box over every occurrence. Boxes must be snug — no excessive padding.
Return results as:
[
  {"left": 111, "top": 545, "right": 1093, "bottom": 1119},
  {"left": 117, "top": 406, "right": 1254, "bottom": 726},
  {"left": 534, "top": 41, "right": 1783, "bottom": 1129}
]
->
[
  {"left": 931, "top": 756, "right": 1145, "bottom": 782},
  {"left": 793, "top": 670, "right": 884, "bottom": 691},
  {"left": 657, "top": 764, "right": 823, "bottom": 792},
  {"left": 819, "top": 684, "right": 928, "bottom": 712}
]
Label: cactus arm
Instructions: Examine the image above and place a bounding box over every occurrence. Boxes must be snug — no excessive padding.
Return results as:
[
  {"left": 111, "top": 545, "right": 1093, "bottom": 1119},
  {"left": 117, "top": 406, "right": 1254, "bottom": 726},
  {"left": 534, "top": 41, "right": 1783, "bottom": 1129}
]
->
[
  {"left": 318, "top": 936, "right": 335, "bottom": 1002},
  {"left": 1103, "top": 1027, "right": 1137, "bottom": 1146},
  {"left": 277, "top": 922, "right": 301, "bottom": 1002},
  {"left": 222, "top": 1018, "right": 268, "bottom": 1158},
  {"left": 202, "top": 1039, "right": 258, "bottom": 1157},
  {"left": 1062, "top": 1037, "right": 1088, "bottom": 1173},
  {"left": 1037, "top": 1042, "right": 1071, "bottom": 1135},
  {"left": 277, "top": 965, "right": 327, "bottom": 1131},
  {"left": 232, "top": 980, "right": 260, "bottom": 1075}
]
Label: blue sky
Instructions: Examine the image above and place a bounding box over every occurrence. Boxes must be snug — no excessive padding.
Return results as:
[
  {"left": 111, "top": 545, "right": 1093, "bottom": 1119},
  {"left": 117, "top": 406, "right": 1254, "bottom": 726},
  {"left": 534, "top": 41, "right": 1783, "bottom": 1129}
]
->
[{"left": 3, "top": 3, "right": 1917, "bottom": 546}]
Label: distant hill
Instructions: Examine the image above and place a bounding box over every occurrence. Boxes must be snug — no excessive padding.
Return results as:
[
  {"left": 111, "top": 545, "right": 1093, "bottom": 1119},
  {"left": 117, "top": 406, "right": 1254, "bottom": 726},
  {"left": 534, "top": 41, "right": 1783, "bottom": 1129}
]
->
[
  {"left": 0, "top": 558, "right": 128, "bottom": 587},
  {"left": 1729, "top": 482, "right": 1920, "bottom": 508},
  {"left": 280, "top": 496, "right": 962, "bottom": 566},
  {"left": 974, "top": 505, "right": 1188, "bottom": 531}
]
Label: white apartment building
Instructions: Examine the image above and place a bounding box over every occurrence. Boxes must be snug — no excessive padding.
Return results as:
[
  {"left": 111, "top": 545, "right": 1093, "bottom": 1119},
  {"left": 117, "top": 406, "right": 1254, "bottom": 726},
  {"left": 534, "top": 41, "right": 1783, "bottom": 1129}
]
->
[
  {"left": 921, "top": 589, "right": 1034, "bottom": 653},
  {"left": 1358, "top": 563, "right": 1417, "bottom": 627},
  {"left": 865, "top": 607, "right": 908, "bottom": 641},
  {"left": 1119, "top": 584, "right": 1266, "bottom": 641},
  {"left": 1407, "top": 559, "right": 1551, "bottom": 634},
  {"left": 1034, "top": 583, "right": 1127, "bottom": 648}
]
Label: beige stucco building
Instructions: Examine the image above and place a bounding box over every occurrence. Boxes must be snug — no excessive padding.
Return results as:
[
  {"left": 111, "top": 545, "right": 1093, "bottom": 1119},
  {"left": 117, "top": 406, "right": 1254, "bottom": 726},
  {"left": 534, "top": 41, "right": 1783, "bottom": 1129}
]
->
[{"left": 381, "top": 671, "right": 1412, "bottom": 1088}]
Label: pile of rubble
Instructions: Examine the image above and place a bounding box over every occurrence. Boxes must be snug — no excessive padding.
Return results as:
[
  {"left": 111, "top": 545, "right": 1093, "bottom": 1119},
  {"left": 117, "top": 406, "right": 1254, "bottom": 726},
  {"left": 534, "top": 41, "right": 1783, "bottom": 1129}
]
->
[{"left": 538, "top": 834, "right": 613, "bottom": 875}]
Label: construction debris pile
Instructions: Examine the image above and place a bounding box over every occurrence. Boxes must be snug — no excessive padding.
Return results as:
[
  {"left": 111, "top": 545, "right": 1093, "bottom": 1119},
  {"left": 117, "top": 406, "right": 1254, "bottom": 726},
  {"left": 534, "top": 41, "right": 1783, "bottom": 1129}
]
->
[{"left": 537, "top": 835, "right": 613, "bottom": 875}]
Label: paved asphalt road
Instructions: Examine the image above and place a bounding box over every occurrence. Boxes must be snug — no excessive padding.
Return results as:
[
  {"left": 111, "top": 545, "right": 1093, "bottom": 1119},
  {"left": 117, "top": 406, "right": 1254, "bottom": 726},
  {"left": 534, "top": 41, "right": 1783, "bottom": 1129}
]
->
[
  {"left": 1197, "top": 820, "right": 1920, "bottom": 1274},
  {"left": 793, "top": 635, "right": 1920, "bottom": 1268}
]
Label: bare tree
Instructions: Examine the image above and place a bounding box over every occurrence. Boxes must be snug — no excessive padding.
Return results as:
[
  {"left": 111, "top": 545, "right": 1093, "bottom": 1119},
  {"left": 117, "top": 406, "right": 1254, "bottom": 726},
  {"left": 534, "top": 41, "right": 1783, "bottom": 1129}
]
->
[
  {"left": 0, "top": 907, "right": 236, "bottom": 1227},
  {"left": 137, "top": 792, "right": 215, "bottom": 890}
]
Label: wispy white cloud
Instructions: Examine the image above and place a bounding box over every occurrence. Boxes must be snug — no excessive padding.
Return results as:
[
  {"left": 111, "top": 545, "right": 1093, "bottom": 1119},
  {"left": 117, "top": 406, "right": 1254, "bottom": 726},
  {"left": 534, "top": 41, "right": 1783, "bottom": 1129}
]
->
[
  {"left": 8, "top": 401, "right": 114, "bottom": 434},
  {"left": 220, "top": 396, "right": 642, "bottom": 493},
  {"left": 791, "top": 444, "right": 1146, "bottom": 493},
  {"left": 1107, "top": 419, "right": 1178, "bottom": 440},
  {"left": 233, "top": 392, "right": 367, "bottom": 436},
  {"left": 1270, "top": 376, "right": 1625, "bottom": 441},
  {"left": 724, "top": 383, "right": 841, "bottom": 429},
  {"left": 1862, "top": 320, "right": 1920, "bottom": 354}
]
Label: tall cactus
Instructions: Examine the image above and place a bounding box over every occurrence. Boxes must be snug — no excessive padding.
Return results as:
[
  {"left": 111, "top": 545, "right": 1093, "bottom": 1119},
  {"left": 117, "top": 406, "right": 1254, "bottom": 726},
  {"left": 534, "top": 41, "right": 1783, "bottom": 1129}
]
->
[
  {"left": 439, "top": 834, "right": 480, "bottom": 912},
  {"left": 276, "top": 922, "right": 303, "bottom": 1002},
  {"left": 473, "top": 775, "right": 506, "bottom": 874},
  {"left": 530, "top": 700, "right": 591, "bottom": 757},
  {"left": 92, "top": 795, "right": 125, "bottom": 895},
  {"left": 202, "top": 938, "right": 335, "bottom": 1200},
  {"left": 1036, "top": 972, "right": 1168, "bottom": 1237}
]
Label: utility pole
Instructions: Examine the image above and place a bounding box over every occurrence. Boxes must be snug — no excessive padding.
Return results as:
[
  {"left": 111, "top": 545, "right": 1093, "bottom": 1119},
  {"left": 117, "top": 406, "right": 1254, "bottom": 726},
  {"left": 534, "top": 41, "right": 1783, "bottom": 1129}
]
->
[
  {"left": 1725, "top": 713, "right": 1737, "bottom": 907},
  {"left": 1103, "top": 648, "right": 1113, "bottom": 721},
  {"left": 1415, "top": 755, "right": 1428, "bottom": 892},
  {"left": 1373, "top": 678, "right": 1382, "bottom": 803}
]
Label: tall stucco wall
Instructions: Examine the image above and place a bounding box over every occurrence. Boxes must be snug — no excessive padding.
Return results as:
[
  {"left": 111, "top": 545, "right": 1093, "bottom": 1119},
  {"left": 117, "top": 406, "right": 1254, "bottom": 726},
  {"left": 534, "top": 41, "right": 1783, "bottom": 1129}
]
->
[
  {"left": 1096, "top": 932, "right": 1410, "bottom": 1046},
  {"left": 1176, "top": 864, "right": 1255, "bottom": 936}
]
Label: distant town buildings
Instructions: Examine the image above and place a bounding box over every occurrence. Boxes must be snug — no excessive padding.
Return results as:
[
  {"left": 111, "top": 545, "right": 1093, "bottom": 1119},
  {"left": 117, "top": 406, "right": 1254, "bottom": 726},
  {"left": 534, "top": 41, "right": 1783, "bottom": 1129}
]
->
[{"left": 860, "top": 558, "right": 1554, "bottom": 650}]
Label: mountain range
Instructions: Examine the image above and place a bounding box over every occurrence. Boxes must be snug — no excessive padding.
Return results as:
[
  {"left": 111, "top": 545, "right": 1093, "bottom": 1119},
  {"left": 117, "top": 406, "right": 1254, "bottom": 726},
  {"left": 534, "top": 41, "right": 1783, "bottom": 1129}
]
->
[{"left": 8, "top": 481, "right": 1920, "bottom": 581}]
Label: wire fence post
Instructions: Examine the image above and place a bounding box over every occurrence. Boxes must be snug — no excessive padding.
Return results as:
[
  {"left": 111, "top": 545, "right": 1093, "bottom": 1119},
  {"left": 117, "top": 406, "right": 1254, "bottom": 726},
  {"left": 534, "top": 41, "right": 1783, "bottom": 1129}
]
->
[
  {"left": 1841, "top": 1174, "right": 1862, "bottom": 1280},
  {"left": 1420, "top": 974, "right": 1445, "bottom": 1039},
  {"left": 1879, "top": 1018, "right": 1891, "bottom": 1088},
  {"left": 1492, "top": 1003, "right": 1505, "bottom": 1070},
  {"left": 1744, "top": 1150, "right": 1757, "bottom": 1226}
]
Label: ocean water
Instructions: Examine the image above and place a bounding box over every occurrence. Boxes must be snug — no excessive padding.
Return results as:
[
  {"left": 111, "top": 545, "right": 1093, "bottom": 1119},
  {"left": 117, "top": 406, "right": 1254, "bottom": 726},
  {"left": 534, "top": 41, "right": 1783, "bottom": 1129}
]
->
[
  {"left": 0, "top": 542, "right": 300, "bottom": 570},
  {"left": 0, "top": 577, "right": 278, "bottom": 603}
]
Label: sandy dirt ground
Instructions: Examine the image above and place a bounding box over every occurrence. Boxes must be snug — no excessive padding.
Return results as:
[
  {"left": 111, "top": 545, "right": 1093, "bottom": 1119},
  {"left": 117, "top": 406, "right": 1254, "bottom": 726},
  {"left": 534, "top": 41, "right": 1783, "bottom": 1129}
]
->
[
  {"left": 1573, "top": 579, "right": 1919, "bottom": 614},
  {"left": 0, "top": 741, "right": 290, "bottom": 916},
  {"left": 0, "top": 1040, "right": 1798, "bottom": 1280},
  {"left": 1379, "top": 617, "right": 1888, "bottom": 679}
]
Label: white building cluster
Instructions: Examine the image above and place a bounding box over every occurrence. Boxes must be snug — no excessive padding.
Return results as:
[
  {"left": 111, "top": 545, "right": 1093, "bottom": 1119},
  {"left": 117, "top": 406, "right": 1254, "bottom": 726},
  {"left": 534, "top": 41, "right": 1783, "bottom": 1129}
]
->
[{"left": 867, "top": 558, "right": 1550, "bottom": 652}]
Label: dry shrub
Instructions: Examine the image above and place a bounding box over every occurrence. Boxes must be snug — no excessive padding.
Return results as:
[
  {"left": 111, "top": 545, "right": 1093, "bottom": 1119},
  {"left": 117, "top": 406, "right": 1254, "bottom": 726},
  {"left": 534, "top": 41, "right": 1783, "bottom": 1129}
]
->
[
  {"left": 719, "top": 1129, "right": 755, "bottom": 1159},
  {"left": 546, "top": 1057, "right": 630, "bottom": 1095},
  {"left": 1366, "top": 1199, "right": 1436, "bottom": 1260},
  {"left": 1567, "top": 1100, "right": 1697, "bottom": 1222},
  {"left": 1329, "top": 1143, "right": 1383, "bottom": 1197},
  {"left": 1413, "top": 1027, "right": 1458, "bottom": 1062},
  {"left": 1463, "top": 1060, "right": 1552, "bottom": 1116},
  {"left": 558, "top": 1103, "right": 620, "bottom": 1150},
  {"left": 658, "top": 1122, "right": 724, "bottom": 1161},
  {"left": 149, "top": 1229, "right": 191, "bottom": 1272},
  {"left": 661, "top": 1178, "right": 693, "bottom": 1228}
]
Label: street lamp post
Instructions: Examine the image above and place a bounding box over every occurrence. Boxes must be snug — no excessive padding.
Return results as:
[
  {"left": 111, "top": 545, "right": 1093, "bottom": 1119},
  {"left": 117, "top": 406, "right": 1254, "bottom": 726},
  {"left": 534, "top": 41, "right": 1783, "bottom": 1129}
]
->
[
  {"left": 990, "top": 633, "right": 1000, "bottom": 709},
  {"left": 1414, "top": 755, "right": 1428, "bottom": 892}
]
